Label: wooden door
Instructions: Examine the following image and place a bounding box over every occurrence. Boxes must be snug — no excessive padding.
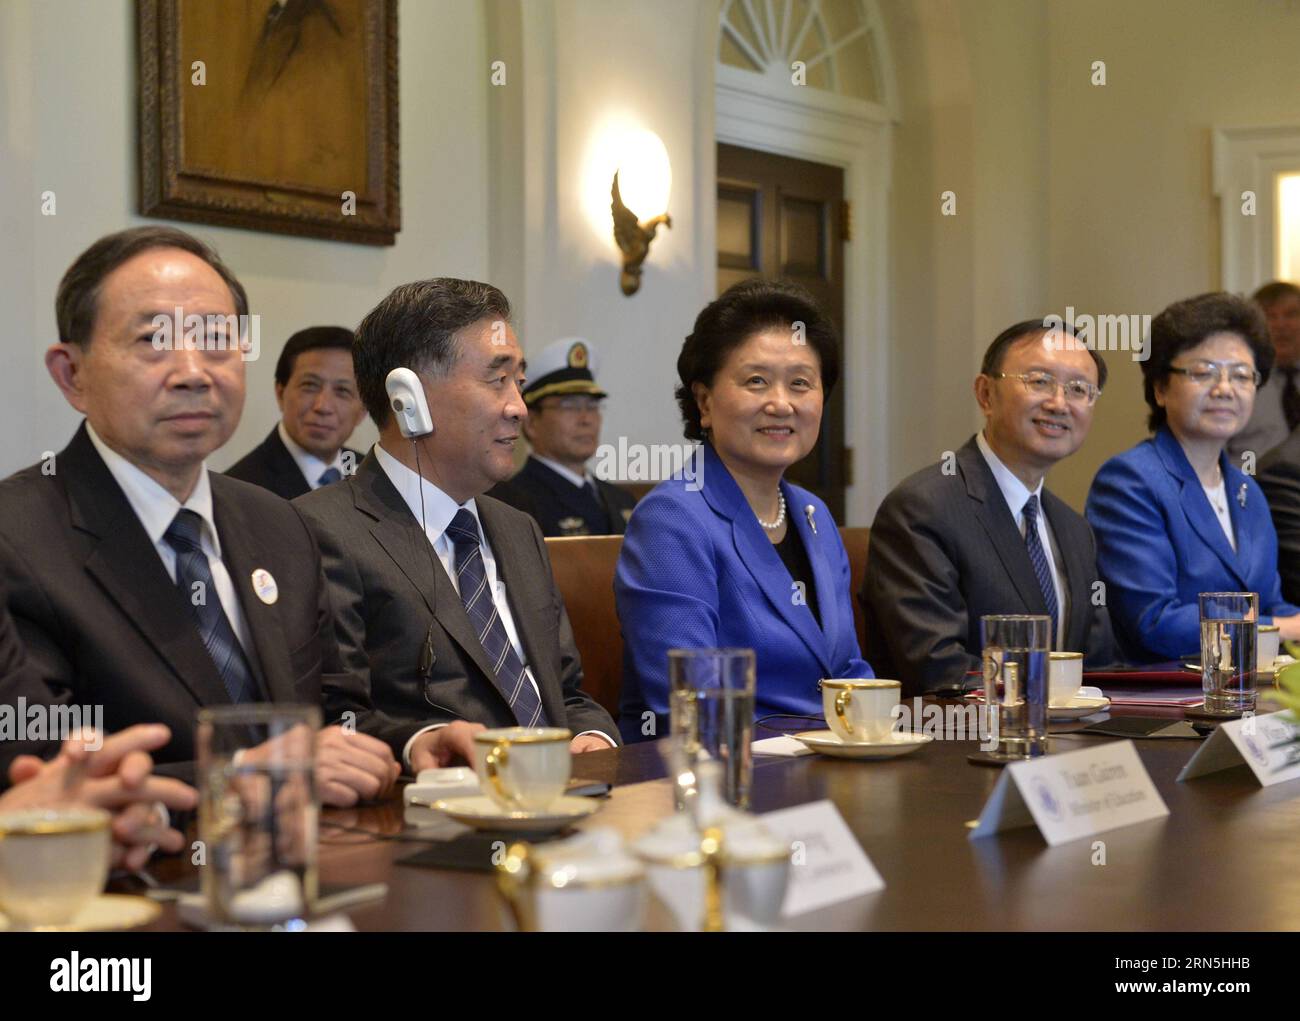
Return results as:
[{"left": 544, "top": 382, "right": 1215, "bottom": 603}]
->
[{"left": 717, "top": 142, "right": 848, "bottom": 520}]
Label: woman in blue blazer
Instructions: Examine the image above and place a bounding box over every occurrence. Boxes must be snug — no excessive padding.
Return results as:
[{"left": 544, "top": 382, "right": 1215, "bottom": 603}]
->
[
  {"left": 615, "top": 280, "right": 872, "bottom": 742},
  {"left": 1085, "top": 292, "right": 1300, "bottom": 662}
]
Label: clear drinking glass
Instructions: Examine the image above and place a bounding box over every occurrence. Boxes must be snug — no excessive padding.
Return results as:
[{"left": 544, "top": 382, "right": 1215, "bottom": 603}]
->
[
  {"left": 668, "top": 648, "right": 756, "bottom": 809},
  {"left": 197, "top": 704, "right": 320, "bottom": 930},
  {"left": 980, "top": 615, "right": 1051, "bottom": 760},
  {"left": 1200, "top": 592, "right": 1258, "bottom": 715}
]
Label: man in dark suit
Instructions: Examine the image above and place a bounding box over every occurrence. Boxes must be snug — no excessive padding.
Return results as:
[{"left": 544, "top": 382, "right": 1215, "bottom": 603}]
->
[
  {"left": 1256, "top": 427, "right": 1300, "bottom": 605},
  {"left": 487, "top": 337, "right": 636, "bottom": 535},
  {"left": 0, "top": 226, "right": 400, "bottom": 805},
  {"left": 295, "top": 279, "right": 617, "bottom": 772},
  {"left": 861, "top": 319, "right": 1117, "bottom": 694},
  {"left": 226, "top": 325, "right": 365, "bottom": 499}
]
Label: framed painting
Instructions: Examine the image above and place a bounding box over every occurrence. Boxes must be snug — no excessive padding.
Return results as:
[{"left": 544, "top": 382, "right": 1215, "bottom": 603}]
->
[{"left": 138, "top": 0, "right": 400, "bottom": 245}]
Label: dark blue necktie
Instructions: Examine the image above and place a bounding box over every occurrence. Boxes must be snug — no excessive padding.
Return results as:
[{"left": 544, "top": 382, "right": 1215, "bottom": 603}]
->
[
  {"left": 1022, "top": 494, "right": 1060, "bottom": 646},
  {"left": 444, "top": 509, "right": 547, "bottom": 727},
  {"left": 317, "top": 466, "right": 342, "bottom": 486},
  {"left": 164, "top": 510, "right": 257, "bottom": 704}
]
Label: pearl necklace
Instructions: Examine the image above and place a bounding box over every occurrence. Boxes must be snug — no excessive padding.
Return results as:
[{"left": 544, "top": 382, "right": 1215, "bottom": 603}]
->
[{"left": 757, "top": 491, "right": 787, "bottom": 531}]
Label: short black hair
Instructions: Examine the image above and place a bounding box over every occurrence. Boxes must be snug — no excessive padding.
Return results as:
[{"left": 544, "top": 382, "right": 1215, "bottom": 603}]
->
[
  {"left": 55, "top": 226, "right": 248, "bottom": 347},
  {"left": 1252, "top": 280, "right": 1300, "bottom": 309},
  {"left": 980, "top": 318, "right": 1109, "bottom": 391},
  {"left": 274, "top": 326, "right": 356, "bottom": 388},
  {"left": 1142, "top": 291, "right": 1273, "bottom": 432},
  {"left": 675, "top": 279, "right": 840, "bottom": 442},
  {"left": 353, "top": 278, "right": 511, "bottom": 427}
]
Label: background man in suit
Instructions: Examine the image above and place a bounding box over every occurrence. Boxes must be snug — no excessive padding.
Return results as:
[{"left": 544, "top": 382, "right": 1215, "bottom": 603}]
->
[
  {"left": 487, "top": 337, "right": 636, "bottom": 535},
  {"left": 226, "top": 325, "right": 365, "bottom": 498},
  {"left": 861, "top": 319, "right": 1117, "bottom": 694},
  {"left": 0, "top": 226, "right": 398, "bottom": 806},
  {"left": 1228, "top": 281, "right": 1300, "bottom": 464},
  {"left": 294, "top": 279, "right": 617, "bottom": 772},
  {"left": 1257, "top": 427, "right": 1300, "bottom": 605}
]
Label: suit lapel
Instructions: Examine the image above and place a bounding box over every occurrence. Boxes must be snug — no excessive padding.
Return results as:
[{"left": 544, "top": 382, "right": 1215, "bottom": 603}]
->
[
  {"left": 1155, "top": 430, "right": 1250, "bottom": 589},
  {"left": 211, "top": 477, "right": 290, "bottom": 701},
  {"left": 1042, "top": 493, "right": 1090, "bottom": 650},
  {"left": 63, "top": 426, "right": 232, "bottom": 709},
  {"left": 1224, "top": 463, "right": 1255, "bottom": 583},
  {"left": 353, "top": 457, "right": 503, "bottom": 690},
  {"left": 958, "top": 439, "right": 1049, "bottom": 615},
  {"left": 788, "top": 487, "right": 840, "bottom": 657},
  {"left": 478, "top": 499, "right": 566, "bottom": 725},
  {"left": 266, "top": 428, "right": 311, "bottom": 498},
  {"left": 700, "top": 446, "right": 833, "bottom": 674}
]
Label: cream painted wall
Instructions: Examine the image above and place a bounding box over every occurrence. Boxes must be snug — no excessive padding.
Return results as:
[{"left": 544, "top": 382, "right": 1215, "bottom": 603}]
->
[
  {"left": 0, "top": 0, "right": 490, "bottom": 477},
  {"left": 488, "top": 0, "right": 718, "bottom": 485},
  {"left": 1044, "top": 0, "right": 1300, "bottom": 510}
]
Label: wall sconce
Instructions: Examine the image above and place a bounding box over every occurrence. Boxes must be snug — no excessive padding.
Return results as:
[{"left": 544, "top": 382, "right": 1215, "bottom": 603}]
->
[{"left": 609, "top": 130, "right": 672, "bottom": 296}]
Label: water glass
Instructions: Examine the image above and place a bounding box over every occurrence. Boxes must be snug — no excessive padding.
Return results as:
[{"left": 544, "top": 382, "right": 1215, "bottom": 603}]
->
[
  {"left": 980, "top": 615, "right": 1051, "bottom": 760},
  {"left": 667, "top": 648, "right": 756, "bottom": 808},
  {"left": 1200, "top": 592, "right": 1258, "bottom": 714}
]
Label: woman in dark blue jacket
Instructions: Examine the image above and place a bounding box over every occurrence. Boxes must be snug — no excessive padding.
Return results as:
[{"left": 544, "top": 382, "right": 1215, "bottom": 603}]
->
[
  {"left": 615, "top": 280, "right": 872, "bottom": 742},
  {"left": 1086, "top": 292, "right": 1300, "bottom": 661}
]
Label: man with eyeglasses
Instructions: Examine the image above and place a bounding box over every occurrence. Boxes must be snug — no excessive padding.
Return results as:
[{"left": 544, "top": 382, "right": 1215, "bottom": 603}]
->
[
  {"left": 861, "top": 319, "right": 1117, "bottom": 695},
  {"left": 488, "top": 337, "right": 637, "bottom": 536}
]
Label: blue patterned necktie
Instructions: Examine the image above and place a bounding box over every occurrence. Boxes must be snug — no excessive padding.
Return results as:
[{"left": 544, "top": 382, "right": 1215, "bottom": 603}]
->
[
  {"left": 1021, "top": 494, "right": 1060, "bottom": 646},
  {"left": 444, "top": 509, "right": 547, "bottom": 727},
  {"left": 164, "top": 510, "right": 257, "bottom": 703},
  {"left": 317, "top": 466, "right": 342, "bottom": 486}
]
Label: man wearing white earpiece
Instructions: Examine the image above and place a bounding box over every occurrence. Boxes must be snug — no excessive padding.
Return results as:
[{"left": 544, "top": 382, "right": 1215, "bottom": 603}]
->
[{"left": 294, "top": 279, "right": 618, "bottom": 772}]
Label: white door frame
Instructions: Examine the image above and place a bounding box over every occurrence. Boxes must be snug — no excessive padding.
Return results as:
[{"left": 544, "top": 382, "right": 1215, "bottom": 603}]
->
[
  {"left": 1214, "top": 124, "right": 1300, "bottom": 292},
  {"left": 714, "top": 70, "right": 894, "bottom": 525}
]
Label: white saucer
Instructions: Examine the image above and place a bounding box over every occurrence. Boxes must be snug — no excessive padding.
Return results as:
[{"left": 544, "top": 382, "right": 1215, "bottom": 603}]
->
[
  {"left": 792, "top": 730, "right": 932, "bottom": 759},
  {"left": 430, "top": 794, "right": 599, "bottom": 832},
  {"left": 0, "top": 893, "right": 160, "bottom": 932},
  {"left": 1048, "top": 694, "right": 1111, "bottom": 720}
]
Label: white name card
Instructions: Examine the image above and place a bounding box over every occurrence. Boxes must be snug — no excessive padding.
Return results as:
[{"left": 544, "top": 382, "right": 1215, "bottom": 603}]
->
[
  {"left": 969, "top": 740, "right": 1169, "bottom": 846},
  {"left": 1177, "top": 711, "right": 1300, "bottom": 786},
  {"left": 759, "top": 800, "right": 884, "bottom": 917}
]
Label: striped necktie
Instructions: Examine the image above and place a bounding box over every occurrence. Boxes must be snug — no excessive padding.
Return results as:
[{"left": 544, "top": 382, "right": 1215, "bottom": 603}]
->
[
  {"left": 444, "top": 508, "right": 547, "bottom": 727},
  {"left": 164, "top": 510, "right": 257, "bottom": 703},
  {"left": 1021, "top": 494, "right": 1060, "bottom": 646},
  {"left": 317, "top": 466, "right": 342, "bottom": 486}
]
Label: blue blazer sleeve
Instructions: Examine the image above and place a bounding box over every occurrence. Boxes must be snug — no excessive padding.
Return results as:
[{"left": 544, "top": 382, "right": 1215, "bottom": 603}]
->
[
  {"left": 1086, "top": 455, "right": 1201, "bottom": 660},
  {"left": 614, "top": 486, "right": 720, "bottom": 742}
]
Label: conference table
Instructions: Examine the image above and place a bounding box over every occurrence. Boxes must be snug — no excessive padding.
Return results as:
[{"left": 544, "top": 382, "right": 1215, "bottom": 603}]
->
[{"left": 134, "top": 696, "right": 1300, "bottom": 931}]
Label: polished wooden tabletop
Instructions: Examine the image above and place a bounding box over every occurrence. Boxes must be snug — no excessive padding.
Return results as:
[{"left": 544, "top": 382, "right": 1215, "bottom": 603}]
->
[{"left": 136, "top": 698, "right": 1300, "bottom": 931}]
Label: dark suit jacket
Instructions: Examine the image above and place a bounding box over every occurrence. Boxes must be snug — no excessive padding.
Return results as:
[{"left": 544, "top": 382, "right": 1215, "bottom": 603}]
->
[
  {"left": 488, "top": 456, "right": 637, "bottom": 536},
  {"left": 861, "top": 436, "right": 1117, "bottom": 695},
  {"left": 225, "top": 425, "right": 360, "bottom": 501},
  {"left": 293, "top": 453, "right": 616, "bottom": 759},
  {"left": 0, "top": 424, "right": 367, "bottom": 783},
  {"left": 1257, "top": 428, "right": 1300, "bottom": 606}
]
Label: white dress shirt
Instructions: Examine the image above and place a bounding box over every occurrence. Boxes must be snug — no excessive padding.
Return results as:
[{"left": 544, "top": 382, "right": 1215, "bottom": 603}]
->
[
  {"left": 1201, "top": 478, "right": 1237, "bottom": 551},
  {"left": 278, "top": 420, "right": 346, "bottom": 490},
  {"left": 977, "top": 431, "right": 1069, "bottom": 650},
  {"left": 373, "top": 444, "right": 613, "bottom": 763},
  {"left": 86, "top": 423, "right": 261, "bottom": 669},
  {"left": 532, "top": 454, "right": 592, "bottom": 490}
]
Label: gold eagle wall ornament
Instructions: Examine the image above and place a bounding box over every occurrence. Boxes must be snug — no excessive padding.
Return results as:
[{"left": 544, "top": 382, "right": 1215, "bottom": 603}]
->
[{"left": 611, "top": 171, "right": 672, "bottom": 296}]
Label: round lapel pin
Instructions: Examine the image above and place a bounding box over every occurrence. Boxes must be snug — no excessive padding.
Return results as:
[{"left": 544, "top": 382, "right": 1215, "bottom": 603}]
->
[{"left": 251, "top": 568, "right": 279, "bottom": 605}]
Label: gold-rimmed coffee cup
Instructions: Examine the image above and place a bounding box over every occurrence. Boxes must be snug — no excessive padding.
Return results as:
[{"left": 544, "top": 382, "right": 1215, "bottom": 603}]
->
[
  {"left": 472, "top": 727, "right": 572, "bottom": 813},
  {"left": 0, "top": 807, "right": 111, "bottom": 927},
  {"left": 1048, "top": 652, "right": 1084, "bottom": 706},
  {"left": 820, "top": 679, "right": 901, "bottom": 743}
]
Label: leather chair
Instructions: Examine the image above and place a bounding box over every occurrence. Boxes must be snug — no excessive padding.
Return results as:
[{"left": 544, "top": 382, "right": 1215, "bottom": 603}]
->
[
  {"left": 547, "top": 526, "right": 872, "bottom": 721},
  {"left": 544, "top": 535, "right": 625, "bottom": 718}
]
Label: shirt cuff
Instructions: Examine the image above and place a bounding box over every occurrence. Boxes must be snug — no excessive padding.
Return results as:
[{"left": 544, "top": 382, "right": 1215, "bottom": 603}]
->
[
  {"left": 401, "top": 723, "right": 447, "bottom": 772},
  {"left": 574, "top": 730, "right": 617, "bottom": 748}
]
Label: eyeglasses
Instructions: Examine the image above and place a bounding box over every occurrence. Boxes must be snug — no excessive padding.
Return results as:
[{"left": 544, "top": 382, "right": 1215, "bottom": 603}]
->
[
  {"left": 540, "top": 396, "right": 605, "bottom": 413},
  {"left": 1167, "top": 360, "right": 1261, "bottom": 389},
  {"left": 988, "top": 371, "right": 1101, "bottom": 406}
]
